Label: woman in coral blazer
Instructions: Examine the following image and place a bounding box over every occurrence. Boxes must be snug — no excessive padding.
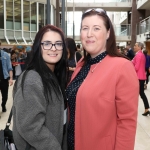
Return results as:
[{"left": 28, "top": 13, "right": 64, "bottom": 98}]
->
[{"left": 66, "top": 8, "right": 139, "bottom": 150}]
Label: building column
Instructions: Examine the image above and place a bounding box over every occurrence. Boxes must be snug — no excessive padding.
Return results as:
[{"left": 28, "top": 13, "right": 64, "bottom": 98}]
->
[
  {"left": 56, "top": 0, "right": 60, "bottom": 27},
  {"left": 131, "top": 0, "right": 145, "bottom": 48}
]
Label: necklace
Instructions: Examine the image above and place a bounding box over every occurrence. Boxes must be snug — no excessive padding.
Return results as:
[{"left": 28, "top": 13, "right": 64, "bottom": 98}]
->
[{"left": 91, "top": 60, "right": 101, "bottom": 73}]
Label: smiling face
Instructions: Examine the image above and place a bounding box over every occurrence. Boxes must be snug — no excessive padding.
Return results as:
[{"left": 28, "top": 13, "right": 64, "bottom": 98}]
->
[
  {"left": 41, "top": 30, "right": 63, "bottom": 71},
  {"left": 80, "top": 15, "right": 110, "bottom": 58}
]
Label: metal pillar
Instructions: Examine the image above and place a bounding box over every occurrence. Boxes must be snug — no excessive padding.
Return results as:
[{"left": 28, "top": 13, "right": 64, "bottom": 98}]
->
[
  {"left": 61, "top": 0, "right": 65, "bottom": 33},
  {"left": 47, "top": 0, "right": 51, "bottom": 24}
]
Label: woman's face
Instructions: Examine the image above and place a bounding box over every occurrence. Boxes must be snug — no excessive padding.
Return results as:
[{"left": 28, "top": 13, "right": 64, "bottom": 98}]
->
[
  {"left": 41, "top": 31, "right": 63, "bottom": 71},
  {"left": 80, "top": 15, "right": 110, "bottom": 58}
]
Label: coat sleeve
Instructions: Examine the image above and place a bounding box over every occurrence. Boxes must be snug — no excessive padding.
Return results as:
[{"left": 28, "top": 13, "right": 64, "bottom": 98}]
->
[
  {"left": 115, "top": 61, "right": 139, "bottom": 150},
  {"left": 6, "top": 52, "right": 13, "bottom": 71},
  {"left": 14, "top": 71, "right": 62, "bottom": 150},
  {"left": 132, "top": 54, "right": 142, "bottom": 71}
]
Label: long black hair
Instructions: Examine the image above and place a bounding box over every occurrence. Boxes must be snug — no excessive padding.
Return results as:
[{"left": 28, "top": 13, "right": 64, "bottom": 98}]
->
[
  {"left": 13, "top": 24, "right": 68, "bottom": 103},
  {"left": 65, "top": 37, "right": 77, "bottom": 60},
  {"left": 81, "top": 9, "right": 128, "bottom": 64}
]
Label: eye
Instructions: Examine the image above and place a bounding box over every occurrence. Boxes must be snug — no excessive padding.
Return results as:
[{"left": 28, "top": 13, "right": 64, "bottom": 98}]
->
[
  {"left": 94, "top": 27, "right": 100, "bottom": 31},
  {"left": 56, "top": 42, "right": 63, "bottom": 47},
  {"left": 44, "top": 42, "right": 51, "bottom": 46},
  {"left": 81, "top": 27, "right": 88, "bottom": 30}
]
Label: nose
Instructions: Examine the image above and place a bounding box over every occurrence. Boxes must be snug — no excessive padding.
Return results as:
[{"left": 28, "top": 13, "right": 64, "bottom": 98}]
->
[
  {"left": 51, "top": 44, "right": 57, "bottom": 51},
  {"left": 87, "top": 28, "right": 93, "bottom": 37}
]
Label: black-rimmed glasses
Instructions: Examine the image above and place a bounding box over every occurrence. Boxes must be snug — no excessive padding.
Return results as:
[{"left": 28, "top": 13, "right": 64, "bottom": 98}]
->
[
  {"left": 84, "top": 8, "right": 107, "bottom": 15},
  {"left": 41, "top": 41, "right": 63, "bottom": 50}
]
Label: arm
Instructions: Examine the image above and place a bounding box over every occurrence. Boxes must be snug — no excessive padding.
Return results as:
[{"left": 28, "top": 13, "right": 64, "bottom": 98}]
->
[
  {"left": 9, "top": 70, "right": 13, "bottom": 85},
  {"left": 132, "top": 54, "right": 142, "bottom": 72},
  {"left": 15, "top": 72, "right": 62, "bottom": 150},
  {"left": 6, "top": 53, "right": 13, "bottom": 85},
  {"left": 115, "top": 61, "right": 139, "bottom": 150}
]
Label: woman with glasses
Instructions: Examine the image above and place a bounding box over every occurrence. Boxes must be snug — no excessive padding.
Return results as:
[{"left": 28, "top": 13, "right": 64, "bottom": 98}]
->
[
  {"left": 13, "top": 25, "right": 68, "bottom": 150},
  {"left": 66, "top": 9, "right": 139, "bottom": 150}
]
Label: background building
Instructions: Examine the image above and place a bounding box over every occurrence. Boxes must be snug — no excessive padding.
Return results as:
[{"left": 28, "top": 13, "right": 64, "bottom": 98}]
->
[{"left": 0, "top": 0, "right": 150, "bottom": 52}]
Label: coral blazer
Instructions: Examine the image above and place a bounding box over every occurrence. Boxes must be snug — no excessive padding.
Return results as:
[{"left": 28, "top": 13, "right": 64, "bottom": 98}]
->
[
  {"left": 70, "top": 55, "right": 139, "bottom": 150},
  {"left": 132, "top": 50, "right": 146, "bottom": 80}
]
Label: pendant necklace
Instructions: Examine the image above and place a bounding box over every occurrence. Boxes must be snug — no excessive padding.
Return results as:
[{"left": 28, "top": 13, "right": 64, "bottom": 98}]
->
[{"left": 91, "top": 60, "right": 102, "bottom": 73}]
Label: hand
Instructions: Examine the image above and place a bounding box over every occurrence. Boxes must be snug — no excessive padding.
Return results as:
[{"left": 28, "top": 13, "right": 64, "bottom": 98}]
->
[
  {"left": 9, "top": 79, "right": 13, "bottom": 86},
  {"left": 69, "top": 67, "right": 75, "bottom": 71}
]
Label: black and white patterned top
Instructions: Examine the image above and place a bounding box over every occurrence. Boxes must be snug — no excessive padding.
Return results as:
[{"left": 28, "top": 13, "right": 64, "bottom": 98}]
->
[{"left": 66, "top": 51, "right": 107, "bottom": 150}]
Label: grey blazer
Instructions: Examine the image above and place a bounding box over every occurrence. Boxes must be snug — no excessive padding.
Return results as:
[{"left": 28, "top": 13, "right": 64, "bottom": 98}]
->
[{"left": 13, "top": 70, "right": 67, "bottom": 150}]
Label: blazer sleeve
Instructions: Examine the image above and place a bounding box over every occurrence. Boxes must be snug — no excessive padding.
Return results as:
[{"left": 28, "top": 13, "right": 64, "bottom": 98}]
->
[
  {"left": 132, "top": 54, "right": 142, "bottom": 71},
  {"left": 115, "top": 61, "right": 139, "bottom": 150},
  {"left": 15, "top": 71, "right": 62, "bottom": 150}
]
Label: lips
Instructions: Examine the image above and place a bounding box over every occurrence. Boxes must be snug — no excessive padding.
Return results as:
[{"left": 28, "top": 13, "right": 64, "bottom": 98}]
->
[
  {"left": 86, "top": 40, "right": 94, "bottom": 43},
  {"left": 48, "top": 54, "right": 58, "bottom": 57}
]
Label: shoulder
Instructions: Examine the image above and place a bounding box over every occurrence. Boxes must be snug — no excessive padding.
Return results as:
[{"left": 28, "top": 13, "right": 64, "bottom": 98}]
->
[
  {"left": 106, "top": 55, "right": 131, "bottom": 65},
  {"left": 20, "top": 70, "right": 43, "bottom": 86}
]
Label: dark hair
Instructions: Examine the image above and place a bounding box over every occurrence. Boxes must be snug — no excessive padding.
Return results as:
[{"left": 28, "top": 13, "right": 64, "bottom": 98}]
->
[
  {"left": 81, "top": 9, "right": 128, "bottom": 63},
  {"left": 77, "top": 44, "right": 81, "bottom": 49},
  {"left": 66, "top": 38, "right": 77, "bottom": 60},
  {"left": 0, "top": 40, "right": 1, "bottom": 45},
  {"left": 14, "top": 24, "right": 68, "bottom": 103}
]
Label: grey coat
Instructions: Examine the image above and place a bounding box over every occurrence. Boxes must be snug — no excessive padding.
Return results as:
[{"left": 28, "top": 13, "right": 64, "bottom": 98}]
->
[{"left": 13, "top": 70, "right": 67, "bottom": 150}]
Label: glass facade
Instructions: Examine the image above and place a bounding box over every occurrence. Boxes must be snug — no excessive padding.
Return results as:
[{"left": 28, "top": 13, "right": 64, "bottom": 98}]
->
[
  {"left": 31, "top": 2, "right": 37, "bottom": 31},
  {"left": 0, "top": 0, "right": 4, "bottom": 29},
  {"left": 14, "top": 0, "right": 21, "bottom": 30},
  {"left": 0, "top": 0, "right": 49, "bottom": 44},
  {"left": 39, "top": 3, "right": 45, "bottom": 29},
  {"left": 23, "top": 0, "right": 30, "bottom": 31},
  {"left": 6, "top": 0, "right": 13, "bottom": 29}
]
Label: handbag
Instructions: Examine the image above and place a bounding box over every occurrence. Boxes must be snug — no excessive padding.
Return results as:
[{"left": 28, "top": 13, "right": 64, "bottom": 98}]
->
[{"left": 0, "top": 108, "right": 30, "bottom": 150}]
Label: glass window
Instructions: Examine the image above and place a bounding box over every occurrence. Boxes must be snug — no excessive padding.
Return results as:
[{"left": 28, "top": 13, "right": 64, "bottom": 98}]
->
[
  {"left": 6, "top": 0, "right": 13, "bottom": 29},
  {"left": 31, "top": 2, "right": 37, "bottom": 31},
  {"left": 39, "top": 3, "right": 45, "bottom": 29},
  {"left": 0, "top": 1, "right": 4, "bottom": 29},
  {"left": 67, "top": 11, "right": 82, "bottom": 36},
  {"left": 14, "top": 0, "right": 21, "bottom": 30},
  {"left": 24, "top": 1, "right": 30, "bottom": 31}
]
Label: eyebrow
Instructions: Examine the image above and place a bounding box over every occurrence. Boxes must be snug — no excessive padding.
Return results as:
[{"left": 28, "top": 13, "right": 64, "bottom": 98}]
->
[
  {"left": 42, "top": 40, "right": 63, "bottom": 43},
  {"left": 81, "top": 25, "right": 101, "bottom": 28}
]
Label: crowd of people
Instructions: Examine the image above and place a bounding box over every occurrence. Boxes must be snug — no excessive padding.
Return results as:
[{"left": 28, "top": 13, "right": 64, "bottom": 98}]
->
[{"left": 0, "top": 7, "right": 150, "bottom": 150}]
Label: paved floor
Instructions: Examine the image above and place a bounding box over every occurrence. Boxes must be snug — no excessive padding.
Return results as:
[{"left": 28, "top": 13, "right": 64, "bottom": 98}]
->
[{"left": 0, "top": 81, "right": 150, "bottom": 150}]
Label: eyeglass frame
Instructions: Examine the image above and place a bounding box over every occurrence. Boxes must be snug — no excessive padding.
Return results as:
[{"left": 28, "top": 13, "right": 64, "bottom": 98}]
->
[{"left": 41, "top": 41, "right": 64, "bottom": 51}]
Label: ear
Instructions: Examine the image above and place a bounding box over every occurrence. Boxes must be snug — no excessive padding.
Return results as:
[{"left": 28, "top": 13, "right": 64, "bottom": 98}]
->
[{"left": 107, "top": 29, "right": 110, "bottom": 40}]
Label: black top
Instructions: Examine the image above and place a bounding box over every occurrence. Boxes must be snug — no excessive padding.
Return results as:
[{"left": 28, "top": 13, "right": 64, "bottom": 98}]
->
[
  {"left": 0, "top": 51, "right": 4, "bottom": 79},
  {"left": 127, "top": 48, "right": 135, "bottom": 60},
  {"left": 67, "top": 51, "right": 82, "bottom": 83},
  {"left": 66, "top": 51, "right": 107, "bottom": 150}
]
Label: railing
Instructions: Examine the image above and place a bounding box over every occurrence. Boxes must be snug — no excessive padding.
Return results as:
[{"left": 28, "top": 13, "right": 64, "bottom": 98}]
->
[
  {"left": 66, "top": 0, "right": 131, "bottom": 3},
  {"left": 67, "top": 23, "right": 131, "bottom": 36},
  {"left": 114, "top": 24, "right": 131, "bottom": 36},
  {"left": 137, "top": 16, "right": 150, "bottom": 35}
]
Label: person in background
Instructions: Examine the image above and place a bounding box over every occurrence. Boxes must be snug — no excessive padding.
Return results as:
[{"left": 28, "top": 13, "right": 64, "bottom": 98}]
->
[
  {"left": 13, "top": 25, "right": 68, "bottom": 150},
  {"left": 126, "top": 44, "right": 135, "bottom": 60},
  {"left": 66, "top": 38, "right": 82, "bottom": 83},
  {"left": 132, "top": 42, "right": 150, "bottom": 116},
  {"left": 117, "top": 46, "right": 121, "bottom": 53},
  {"left": 76, "top": 44, "right": 84, "bottom": 56},
  {"left": 122, "top": 48, "right": 128, "bottom": 56},
  {"left": 0, "top": 40, "right": 13, "bottom": 112},
  {"left": 143, "top": 49, "right": 150, "bottom": 89},
  {"left": 66, "top": 8, "right": 139, "bottom": 150}
]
